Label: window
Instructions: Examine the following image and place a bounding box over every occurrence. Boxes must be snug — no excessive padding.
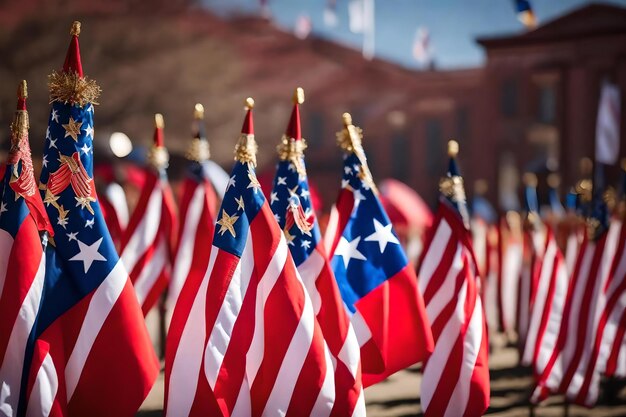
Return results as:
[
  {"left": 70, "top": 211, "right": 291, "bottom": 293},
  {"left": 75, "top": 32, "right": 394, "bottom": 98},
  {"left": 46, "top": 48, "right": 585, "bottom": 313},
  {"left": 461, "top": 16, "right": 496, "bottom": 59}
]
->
[
  {"left": 426, "top": 119, "right": 443, "bottom": 176},
  {"left": 537, "top": 84, "right": 556, "bottom": 124},
  {"left": 391, "top": 133, "right": 409, "bottom": 180},
  {"left": 501, "top": 79, "right": 518, "bottom": 117}
]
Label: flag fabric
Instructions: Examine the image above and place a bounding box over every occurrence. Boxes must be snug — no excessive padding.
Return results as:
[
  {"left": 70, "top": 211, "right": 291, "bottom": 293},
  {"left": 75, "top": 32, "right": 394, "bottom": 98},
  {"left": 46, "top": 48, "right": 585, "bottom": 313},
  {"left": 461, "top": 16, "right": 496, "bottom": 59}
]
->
[
  {"left": 514, "top": 0, "right": 537, "bottom": 28},
  {"left": 532, "top": 214, "right": 620, "bottom": 404},
  {"left": 412, "top": 26, "right": 432, "bottom": 66},
  {"left": 99, "top": 182, "right": 129, "bottom": 249},
  {"left": 166, "top": 104, "right": 217, "bottom": 311},
  {"left": 165, "top": 98, "right": 336, "bottom": 417},
  {"left": 270, "top": 91, "right": 365, "bottom": 416},
  {"left": 326, "top": 113, "right": 433, "bottom": 386},
  {"left": 595, "top": 81, "right": 621, "bottom": 165},
  {"left": 24, "top": 22, "right": 158, "bottom": 417},
  {"left": 497, "top": 213, "right": 523, "bottom": 336},
  {"left": 416, "top": 140, "right": 489, "bottom": 416},
  {"left": 521, "top": 227, "right": 569, "bottom": 370},
  {"left": 0, "top": 81, "right": 53, "bottom": 417},
  {"left": 120, "top": 115, "right": 178, "bottom": 315}
]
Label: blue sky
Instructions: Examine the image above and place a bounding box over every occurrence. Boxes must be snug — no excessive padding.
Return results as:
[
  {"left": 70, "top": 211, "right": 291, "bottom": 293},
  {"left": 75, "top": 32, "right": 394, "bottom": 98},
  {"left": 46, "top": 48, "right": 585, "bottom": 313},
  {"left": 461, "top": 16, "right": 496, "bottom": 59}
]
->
[{"left": 201, "top": 0, "right": 626, "bottom": 69}]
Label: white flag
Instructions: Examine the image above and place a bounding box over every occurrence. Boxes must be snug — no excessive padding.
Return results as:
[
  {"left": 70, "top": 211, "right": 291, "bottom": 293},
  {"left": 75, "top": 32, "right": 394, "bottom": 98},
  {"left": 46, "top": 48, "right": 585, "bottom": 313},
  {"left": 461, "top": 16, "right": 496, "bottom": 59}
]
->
[
  {"left": 595, "top": 81, "right": 621, "bottom": 164},
  {"left": 348, "top": 0, "right": 365, "bottom": 33}
]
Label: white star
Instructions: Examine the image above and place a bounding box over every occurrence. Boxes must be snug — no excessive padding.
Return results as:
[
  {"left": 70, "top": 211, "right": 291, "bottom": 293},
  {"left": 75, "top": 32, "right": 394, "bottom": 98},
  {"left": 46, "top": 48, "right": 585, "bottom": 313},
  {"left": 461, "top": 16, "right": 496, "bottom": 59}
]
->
[
  {"left": 361, "top": 179, "right": 372, "bottom": 191},
  {"left": 353, "top": 164, "right": 360, "bottom": 173},
  {"left": 46, "top": 126, "right": 51, "bottom": 140},
  {"left": 49, "top": 137, "right": 57, "bottom": 149},
  {"left": 288, "top": 163, "right": 296, "bottom": 172},
  {"left": 57, "top": 215, "right": 68, "bottom": 229},
  {"left": 277, "top": 176, "right": 287, "bottom": 186},
  {"left": 80, "top": 143, "right": 92, "bottom": 155},
  {"left": 365, "top": 218, "right": 399, "bottom": 253},
  {"left": 353, "top": 189, "right": 366, "bottom": 210},
  {"left": 334, "top": 236, "right": 366, "bottom": 269},
  {"left": 87, "top": 104, "right": 94, "bottom": 113},
  {"left": 341, "top": 179, "right": 350, "bottom": 189},
  {"left": 300, "top": 188, "right": 310, "bottom": 200},
  {"left": 83, "top": 125, "right": 94, "bottom": 139},
  {"left": 227, "top": 175, "right": 236, "bottom": 191},
  {"left": 42, "top": 155, "right": 48, "bottom": 168},
  {"left": 274, "top": 213, "right": 281, "bottom": 223},
  {"left": 344, "top": 166, "right": 353, "bottom": 175},
  {"left": 66, "top": 231, "right": 79, "bottom": 241},
  {"left": 69, "top": 237, "right": 107, "bottom": 273},
  {"left": 51, "top": 109, "right": 59, "bottom": 123},
  {"left": 0, "top": 202, "right": 7, "bottom": 215},
  {"left": 300, "top": 240, "right": 311, "bottom": 249},
  {"left": 270, "top": 192, "right": 280, "bottom": 205},
  {"left": 85, "top": 218, "right": 95, "bottom": 228}
]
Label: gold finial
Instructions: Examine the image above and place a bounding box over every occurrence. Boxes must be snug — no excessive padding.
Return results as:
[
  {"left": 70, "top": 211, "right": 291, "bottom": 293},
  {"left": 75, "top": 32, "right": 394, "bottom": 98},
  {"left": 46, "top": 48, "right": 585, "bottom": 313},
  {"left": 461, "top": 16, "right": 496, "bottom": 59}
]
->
[
  {"left": 194, "top": 103, "right": 204, "bottom": 120},
  {"left": 70, "top": 21, "right": 81, "bottom": 36},
  {"left": 245, "top": 97, "right": 255, "bottom": 110},
  {"left": 293, "top": 87, "right": 305, "bottom": 104},
  {"left": 18, "top": 80, "right": 27, "bottom": 99},
  {"left": 523, "top": 172, "right": 538, "bottom": 187},
  {"left": 155, "top": 113, "right": 164, "bottom": 129},
  {"left": 547, "top": 173, "right": 561, "bottom": 188},
  {"left": 447, "top": 140, "right": 459, "bottom": 158},
  {"left": 342, "top": 112, "right": 352, "bottom": 126}
]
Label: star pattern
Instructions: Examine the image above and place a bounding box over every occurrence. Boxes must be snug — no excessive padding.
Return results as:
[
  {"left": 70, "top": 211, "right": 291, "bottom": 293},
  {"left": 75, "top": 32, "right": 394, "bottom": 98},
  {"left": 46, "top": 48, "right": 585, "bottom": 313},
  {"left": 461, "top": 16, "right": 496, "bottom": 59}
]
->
[
  {"left": 235, "top": 196, "right": 245, "bottom": 211},
  {"left": 49, "top": 138, "right": 58, "bottom": 149},
  {"left": 66, "top": 231, "right": 79, "bottom": 242},
  {"left": 270, "top": 192, "right": 279, "bottom": 205},
  {"left": 277, "top": 176, "right": 287, "bottom": 186},
  {"left": 51, "top": 109, "right": 59, "bottom": 123},
  {"left": 69, "top": 237, "right": 107, "bottom": 273},
  {"left": 227, "top": 175, "right": 236, "bottom": 191},
  {"left": 334, "top": 236, "right": 366, "bottom": 269},
  {"left": 365, "top": 218, "right": 400, "bottom": 253},
  {"left": 80, "top": 143, "right": 92, "bottom": 155},
  {"left": 42, "top": 155, "right": 48, "bottom": 168},
  {"left": 247, "top": 170, "right": 262, "bottom": 193},
  {"left": 85, "top": 218, "right": 95, "bottom": 228},
  {"left": 216, "top": 209, "right": 239, "bottom": 237},
  {"left": 62, "top": 117, "right": 83, "bottom": 142},
  {"left": 0, "top": 202, "right": 7, "bottom": 215},
  {"left": 300, "top": 240, "right": 311, "bottom": 249},
  {"left": 83, "top": 125, "right": 94, "bottom": 139}
]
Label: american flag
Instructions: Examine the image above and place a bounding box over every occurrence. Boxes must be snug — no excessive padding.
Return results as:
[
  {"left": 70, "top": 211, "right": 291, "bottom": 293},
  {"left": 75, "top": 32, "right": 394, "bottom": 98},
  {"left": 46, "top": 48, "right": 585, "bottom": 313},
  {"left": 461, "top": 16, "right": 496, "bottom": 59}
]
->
[
  {"left": 269, "top": 91, "right": 365, "bottom": 415},
  {"left": 120, "top": 114, "right": 178, "bottom": 315},
  {"left": 532, "top": 212, "right": 620, "bottom": 404},
  {"left": 416, "top": 141, "right": 489, "bottom": 416},
  {"left": 325, "top": 113, "right": 433, "bottom": 386},
  {"left": 497, "top": 213, "right": 523, "bottom": 337},
  {"left": 0, "top": 81, "right": 52, "bottom": 417},
  {"left": 24, "top": 22, "right": 159, "bottom": 416},
  {"left": 521, "top": 227, "right": 569, "bottom": 372},
  {"left": 165, "top": 99, "right": 336, "bottom": 416},
  {"left": 166, "top": 104, "right": 217, "bottom": 311}
]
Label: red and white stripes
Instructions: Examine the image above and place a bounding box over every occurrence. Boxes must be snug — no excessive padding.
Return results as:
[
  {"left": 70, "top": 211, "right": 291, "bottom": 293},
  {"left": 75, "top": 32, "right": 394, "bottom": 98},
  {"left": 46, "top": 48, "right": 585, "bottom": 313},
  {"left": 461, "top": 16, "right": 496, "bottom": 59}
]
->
[
  {"left": 121, "top": 172, "right": 177, "bottom": 315},
  {"left": 417, "top": 204, "right": 489, "bottom": 416},
  {"left": 0, "top": 223, "right": 46, "bottom": 416},
  {"left": 167, "top": 177, "right": 216, "bottom": 311},
  {"left": 166, "top": 204, "right": 335, "bottom": 417}
]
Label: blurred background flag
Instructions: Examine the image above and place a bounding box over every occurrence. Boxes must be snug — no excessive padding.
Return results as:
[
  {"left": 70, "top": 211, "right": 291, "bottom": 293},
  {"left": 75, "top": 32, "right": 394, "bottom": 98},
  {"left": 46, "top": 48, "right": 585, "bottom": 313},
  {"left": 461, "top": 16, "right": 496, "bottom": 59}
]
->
[
  {"left": 270, "top": 88, "right": 365, "bottom": 416},
  {"left": 0, "top": 81, "right": 52, "bottom": 417},
  {"left": 595, "top": 80, "right": 621, "bottom": 165},
  {"left": 165, "top": 98, "right": 335, "bottom": 417},
  {"left": 326, "top": 113, "right": 433, "bottom": 386},
  {"left": 166, "top": 104, "right": 217, "bottom": 313},
  {"left": 294, "top": 14, "right": 312, "bottom": 40},
  {"left": 120, "top": 114, "right": 178, "bottom": 316},
  {"left": 417, "top": 140, "right": 489, "bottom": 416},
  {"left": 412, "top": 26, "right": 432, "bottom": 67},
  {"left": 348, "top": 0, "right": 375, "bottom": 59},
  {"left": 324, "top": 0, "right": 338, "bottom": 27},
  {"left": 29, "top": 21, "right": 158, "bottom": 416},
  {"left": 514, "top": 0, "right": 538, "bottom": 29}
]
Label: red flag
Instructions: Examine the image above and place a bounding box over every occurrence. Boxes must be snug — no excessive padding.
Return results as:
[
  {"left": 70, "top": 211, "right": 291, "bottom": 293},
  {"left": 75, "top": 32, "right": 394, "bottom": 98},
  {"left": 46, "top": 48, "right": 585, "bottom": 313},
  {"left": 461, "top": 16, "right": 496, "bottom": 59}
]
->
[
  {"left": 120, "top": 114, "right": 178, "bottom": 315},
  {"left": 165, "top": 98, "right": 335, "bottom": 416},
  {"left": 417, "top": 141, "right": 489, "bottom": 416}
]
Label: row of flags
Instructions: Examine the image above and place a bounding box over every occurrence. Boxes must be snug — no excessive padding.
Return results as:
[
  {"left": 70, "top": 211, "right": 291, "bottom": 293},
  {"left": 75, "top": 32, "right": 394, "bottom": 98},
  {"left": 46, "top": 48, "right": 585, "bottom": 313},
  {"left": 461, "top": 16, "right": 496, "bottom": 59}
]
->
[
  {"left": 0, "top": 21, "right": 492, "bottom": 417},
  {"left": 471, "top": 153, "right": 626, "bottom": 408}
]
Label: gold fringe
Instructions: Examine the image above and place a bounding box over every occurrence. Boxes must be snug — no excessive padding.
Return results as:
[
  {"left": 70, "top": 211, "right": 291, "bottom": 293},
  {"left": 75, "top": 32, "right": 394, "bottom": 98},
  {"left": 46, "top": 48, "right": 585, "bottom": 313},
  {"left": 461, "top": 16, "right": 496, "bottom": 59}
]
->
[
  {"left": 48, "top": 70, "right": 101, "bottom": 107},
  {"left": 147, "top": 146, "right": 169, "bottom": 170},
  {"left": 335, "top": 119, "right": 377, "bottom": 194},
  {"left": 277, "top": 135, "right": 307, "bottom": 176},
  {"left": 10, "top": 111, "right": 29, "bottom": 143},
  {"left": 234, "top": 133, "right": 258, "bottom": 166},
  {"left": 186, "top": 138, "right": 210, "bottom": 162},
  {"left": 439, "top": 175, "right": 467, "bottom": 205}
]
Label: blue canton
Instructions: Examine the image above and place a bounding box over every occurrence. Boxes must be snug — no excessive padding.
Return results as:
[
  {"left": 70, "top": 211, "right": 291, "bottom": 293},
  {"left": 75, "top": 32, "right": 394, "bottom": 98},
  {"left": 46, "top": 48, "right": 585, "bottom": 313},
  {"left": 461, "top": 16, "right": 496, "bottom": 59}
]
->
[
  {"left": 331, "top": 153, "right": 407, "bottom": 313},
  {"left": 270, "top": 159, "right": 321, "bottom": 266}
]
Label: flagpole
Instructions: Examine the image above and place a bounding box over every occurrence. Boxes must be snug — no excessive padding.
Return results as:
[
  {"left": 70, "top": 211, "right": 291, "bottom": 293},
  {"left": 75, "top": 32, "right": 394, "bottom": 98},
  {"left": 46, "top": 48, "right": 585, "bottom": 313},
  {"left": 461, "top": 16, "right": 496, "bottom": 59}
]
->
[{"left": 362, "top": 0, "right": 375, "bottom": 60}]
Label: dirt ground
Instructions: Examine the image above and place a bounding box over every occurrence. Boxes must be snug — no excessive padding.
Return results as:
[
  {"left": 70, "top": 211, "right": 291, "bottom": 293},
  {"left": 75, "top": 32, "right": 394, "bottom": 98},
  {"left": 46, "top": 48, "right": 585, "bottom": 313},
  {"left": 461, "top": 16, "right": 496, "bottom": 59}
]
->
[{"left": 137, "top": 338, "right": 626, "bottom": 417}]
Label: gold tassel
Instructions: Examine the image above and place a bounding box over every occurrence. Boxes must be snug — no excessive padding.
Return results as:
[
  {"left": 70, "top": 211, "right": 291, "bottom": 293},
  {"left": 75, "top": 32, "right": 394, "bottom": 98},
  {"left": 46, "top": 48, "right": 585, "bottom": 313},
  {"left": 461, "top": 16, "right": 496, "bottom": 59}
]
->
[{"left": 48, "top": 70, "right": 101, "bottom": 107}]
